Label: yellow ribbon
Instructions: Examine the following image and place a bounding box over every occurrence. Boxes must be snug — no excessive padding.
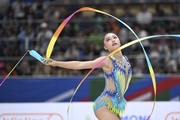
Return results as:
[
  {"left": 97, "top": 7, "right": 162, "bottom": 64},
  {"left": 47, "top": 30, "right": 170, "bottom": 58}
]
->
[{"left": 44, "top": 7, "right": 157, "bottom": 120}]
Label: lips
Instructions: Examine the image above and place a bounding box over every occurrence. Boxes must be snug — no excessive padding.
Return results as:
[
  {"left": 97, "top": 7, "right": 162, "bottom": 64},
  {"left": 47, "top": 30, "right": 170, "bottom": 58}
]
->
[{"left": 112, "top": 43, "right": 117, "bottom": 46}]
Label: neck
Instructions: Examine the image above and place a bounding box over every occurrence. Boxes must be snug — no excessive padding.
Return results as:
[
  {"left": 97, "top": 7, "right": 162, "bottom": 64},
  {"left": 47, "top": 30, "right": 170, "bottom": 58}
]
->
[{"left": 113, "top": 51, "right": 123, "bottom": 59}]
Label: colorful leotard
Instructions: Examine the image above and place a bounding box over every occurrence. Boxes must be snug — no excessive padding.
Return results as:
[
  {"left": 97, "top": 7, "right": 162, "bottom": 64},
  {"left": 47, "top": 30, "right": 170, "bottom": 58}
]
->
[{"left": 93, "top": 55, "right": 132, "bottom": 116}]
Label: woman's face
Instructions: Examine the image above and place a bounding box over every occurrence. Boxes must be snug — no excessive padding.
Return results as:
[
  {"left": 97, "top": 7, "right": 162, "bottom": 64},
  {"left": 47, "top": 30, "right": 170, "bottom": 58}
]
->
[{"left": 103, "top": 33, "right": 121, "bottom": 52}]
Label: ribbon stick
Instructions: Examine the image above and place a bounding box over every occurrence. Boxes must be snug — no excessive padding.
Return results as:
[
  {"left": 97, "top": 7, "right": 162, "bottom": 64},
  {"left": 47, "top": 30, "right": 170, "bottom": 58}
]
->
[
  {"left": 0, "top": 49, "right": 45, "bottom": 86},
  {"left": 0, "top": 50, "right": 29, "bottom": 86},
  {"left": 29, "top": 50, "right": 44, "bottom": 64}
]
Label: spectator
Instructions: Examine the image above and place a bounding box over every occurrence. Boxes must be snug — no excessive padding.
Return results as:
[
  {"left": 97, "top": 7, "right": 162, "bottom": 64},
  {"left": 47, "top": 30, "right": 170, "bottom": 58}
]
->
[
  {"left": 169, "top": 40, "right": 180, "bottom": 68},
  {"left": 12, "top": 0, "right": 25, "bottom": 19},
  {"left": 11, "top": 46, "right": 21, "bottom": 57},
  {"left": 87, "top": 27, "right": 103, "bottom": 52},
  {"left": 32, "top": 61, "right": 50, "bottom": 76},
  {"left": 152, "top": 4, "right": 168, "bottom": 33},
  {"left": 25, "top": 5, "right": 36, "bottom": 26},
  {"left": 35, "top": 22, "right": 53, "bottom": 55},
  {"left": 149, "top": 42, "right": 160, "bottom": 69},
  {"left": 0, "top": 60, "right": 5, "bottom": 75},
  {"left": 154, "top": 4, "right": 168, "bottom": 17},
  {"left": 61, "top": 23, "right": 75, "bottom": 37},
  {"left": 1, "top": 47, "right": 11, "bottom": 57},
  {"left": 18, "top": 61, "right": 31, "bottom": 76},
  {"left": 92, "top": 12, "right": 104, "bottom": 33},
  {"left": 2, "top": 7, "right": 19, "bottom": 33},
  {"left": 165, "top": 59, "right": 178, "bottom": 74},
  {"left": 6, "top": 27, "right": 16, "bottom": 42},
  {"left": 53, "top": 51, "right": 64, "bottom": 61},
  {"left": 109, "top": 20, "right": 120, "bottom": 35},
  {"left": 64, "top": 43, "right": 80, "bottom": 60},
  {"left": 120, "top": 5, "right": 135, "bottom": 28},
  {"left": 133, "top": 51, "right": 147, "bottom": 77},
  {"left": 85, "top": 43, "right": 99, "bottom": 60},
  {"left": 136, "top": 4, "right": 152, "bottom": 29},
  {"left": 168, "top": 4, "right": 180, "bottom": 32},
  {"left": 6, "top": 27, "right": 17, "bottom": 51},
  {"left": 0, "top": 62, "right": 18, "bottom": 76},
  {"left": 0, "top": 26, "right": 7, "bottom": 56},
  {"left": 0, "top": 2, "right": 179, "bottom": 76},
  {"left": 17, "top": 25, "right": 35, "bottom": 53},
  {"left": 119, "top": 5, "right": 136, "bottom": 46},
  {"left": 75, "top": 31, "right": 86, "bottom": 57},
  {"left": 158, "top": 39, "right": 171, "bottom": 69},
  {"left": 0, "top": 0, "right": 9, "bottom": 19},
  {"left": 32, "top": 0, "right": 44, "bottom": 19},
  {"left": 133, "top": 60, "right": 145, "bottom": 77},
  {"left": 32, "top": 0, "right": 42, "bottom": 11},
  {"left": 12, "top": 0, "right": 26, "bottom": 31},
  {"left": 129, "top": 24, "right": 149, "bottom": 53},
  {"left": 43, "top": 5, "right": 60, "bottom": 31}
]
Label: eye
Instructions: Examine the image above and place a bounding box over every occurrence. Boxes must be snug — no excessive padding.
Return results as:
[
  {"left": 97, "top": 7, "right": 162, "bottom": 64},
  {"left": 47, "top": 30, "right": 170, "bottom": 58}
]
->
[
  {"left": 106, "top": 38, "right": 110, "bottom": 41},
  {"left": 113, "top": 36, "right": 117, "bottom": 39}
]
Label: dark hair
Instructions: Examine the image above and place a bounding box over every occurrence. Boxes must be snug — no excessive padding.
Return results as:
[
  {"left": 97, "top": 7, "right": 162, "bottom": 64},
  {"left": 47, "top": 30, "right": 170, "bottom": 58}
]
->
[
  {"left": 102, "top": 36, "right": 105, "bottom": 45},
  {"left": 102, "top": 32, "right": 116, "bottom": 45}
]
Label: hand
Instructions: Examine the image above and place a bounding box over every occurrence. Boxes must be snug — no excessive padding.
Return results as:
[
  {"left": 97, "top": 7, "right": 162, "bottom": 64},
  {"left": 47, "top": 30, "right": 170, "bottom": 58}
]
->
[{"left": 42, "top": 58, "right": 57, "bottom": 66}]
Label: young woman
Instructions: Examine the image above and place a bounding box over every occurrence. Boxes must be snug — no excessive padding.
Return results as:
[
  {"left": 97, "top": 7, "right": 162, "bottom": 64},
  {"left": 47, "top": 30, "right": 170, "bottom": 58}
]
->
[{"left": 44, "top": 33, "right": 132, "bottom": 120}]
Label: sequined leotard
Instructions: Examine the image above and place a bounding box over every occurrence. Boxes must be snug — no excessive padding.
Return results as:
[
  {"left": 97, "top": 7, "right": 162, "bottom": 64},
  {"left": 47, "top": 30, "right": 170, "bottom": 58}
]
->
[{"left": 93, "top": 55, "right": 132, "bottom": 116}]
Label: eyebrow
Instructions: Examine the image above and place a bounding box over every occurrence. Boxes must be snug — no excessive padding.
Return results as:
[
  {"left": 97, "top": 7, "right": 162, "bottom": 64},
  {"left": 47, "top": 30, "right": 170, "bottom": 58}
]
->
[
  {"left": 105, "top": 35, "right": 116, "bottom": 39},
  {"left": 105, "top": 37, "right": 110, "bottom": 39}
]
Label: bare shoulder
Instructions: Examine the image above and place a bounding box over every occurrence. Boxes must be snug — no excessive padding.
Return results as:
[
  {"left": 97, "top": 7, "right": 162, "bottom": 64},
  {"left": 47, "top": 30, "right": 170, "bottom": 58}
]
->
[
  {"left": 97, "top": 56, "right": 113, "bottom": 72},
  {"left": 96, "top": 56, "right": 112, "bottom": 65}
]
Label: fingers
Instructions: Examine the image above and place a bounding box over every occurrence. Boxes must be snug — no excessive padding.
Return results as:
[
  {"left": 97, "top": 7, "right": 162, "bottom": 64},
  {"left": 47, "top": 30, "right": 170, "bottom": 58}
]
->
[
  {"left": 41, "top": 57, "right": 49, "bottom": 64},
  {"left": 41, "top": 57, "right": 56, "bottom": 66}
]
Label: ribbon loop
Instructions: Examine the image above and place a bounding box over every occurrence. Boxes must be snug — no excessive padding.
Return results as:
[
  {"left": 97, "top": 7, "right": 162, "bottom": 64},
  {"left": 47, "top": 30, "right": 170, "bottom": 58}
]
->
[{"left": 45, "top": 7, "right": 156, "bottom": 120}]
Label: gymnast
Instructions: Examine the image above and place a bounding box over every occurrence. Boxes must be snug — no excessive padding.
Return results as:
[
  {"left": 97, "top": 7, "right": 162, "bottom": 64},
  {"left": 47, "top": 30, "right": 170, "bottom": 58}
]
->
[{"left": 43, "top": 32, "right": 132, "bottom": 120}]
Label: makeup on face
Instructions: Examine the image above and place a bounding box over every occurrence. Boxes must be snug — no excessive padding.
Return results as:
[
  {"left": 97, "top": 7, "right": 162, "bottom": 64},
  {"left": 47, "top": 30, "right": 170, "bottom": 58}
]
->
[
  {"left": 103, "top": 33, "right": 121, "bottom": 51},
  {"left": 105, "top": 34, "right": 119, "bottom": 45}
]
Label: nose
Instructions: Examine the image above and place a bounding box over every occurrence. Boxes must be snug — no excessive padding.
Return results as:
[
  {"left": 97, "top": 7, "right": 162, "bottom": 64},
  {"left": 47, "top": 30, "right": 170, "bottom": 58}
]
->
[{"left": 112, "top": 38, "right": 115, "bottom": 42}]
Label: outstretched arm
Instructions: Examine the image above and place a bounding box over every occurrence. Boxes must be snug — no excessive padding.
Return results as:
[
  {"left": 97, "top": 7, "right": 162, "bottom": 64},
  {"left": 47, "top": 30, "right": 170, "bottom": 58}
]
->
[{"left": 44, "top": 56, "right": 107, "bottom": 70}]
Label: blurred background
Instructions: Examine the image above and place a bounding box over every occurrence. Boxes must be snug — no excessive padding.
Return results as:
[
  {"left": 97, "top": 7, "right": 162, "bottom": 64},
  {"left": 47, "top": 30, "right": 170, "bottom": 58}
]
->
[{"left": 0, "top": 0, "right": 180, "bottom": 103}]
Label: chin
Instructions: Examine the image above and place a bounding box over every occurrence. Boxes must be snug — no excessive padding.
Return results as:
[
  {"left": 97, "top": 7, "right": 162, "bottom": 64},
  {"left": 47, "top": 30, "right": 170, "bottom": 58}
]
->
[
  {"left": 110, "top": 47, "right": 119, "bottom": 52},
  {"left": 114, "top": 45, "right": 120, "bottom": 49}
]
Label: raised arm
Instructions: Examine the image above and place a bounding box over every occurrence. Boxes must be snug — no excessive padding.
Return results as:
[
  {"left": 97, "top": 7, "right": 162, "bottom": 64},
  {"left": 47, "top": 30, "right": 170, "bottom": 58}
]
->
[{"left": 44, "top": 56, "right": 109, "bottom": 70}]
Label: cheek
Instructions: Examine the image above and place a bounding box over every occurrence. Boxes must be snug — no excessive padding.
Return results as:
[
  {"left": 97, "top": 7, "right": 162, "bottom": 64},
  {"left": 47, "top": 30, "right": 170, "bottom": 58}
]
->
[
  {"left": 116, "top": 39, "right": 121, "bottom": 45},
  {"left": 105, "top": 42, "right": 111, "bottom": 48}
]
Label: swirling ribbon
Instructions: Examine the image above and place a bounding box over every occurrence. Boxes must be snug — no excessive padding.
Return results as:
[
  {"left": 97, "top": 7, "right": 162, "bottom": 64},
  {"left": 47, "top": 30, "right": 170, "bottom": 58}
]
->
[
  {"left": 2, "top": 6, "right": 180, "bottom": 120},
  {"left": 45, "top": 7, "right": 155, "bottom": 120}
]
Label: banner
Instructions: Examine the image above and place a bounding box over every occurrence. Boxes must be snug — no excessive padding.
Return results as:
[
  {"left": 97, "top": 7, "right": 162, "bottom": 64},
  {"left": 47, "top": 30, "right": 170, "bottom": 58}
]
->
[
  {"left": 0, "top": 102, "right": 179, "bottom": 120},
  {"left": 0, "top": 76, "right": 180, "bottom": 102}
]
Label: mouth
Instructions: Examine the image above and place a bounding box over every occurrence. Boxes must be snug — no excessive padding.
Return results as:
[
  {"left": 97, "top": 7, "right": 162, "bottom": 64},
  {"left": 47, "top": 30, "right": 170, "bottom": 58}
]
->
[{"left": 112, "top": 43, "right": 117, "bottom": 46}]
